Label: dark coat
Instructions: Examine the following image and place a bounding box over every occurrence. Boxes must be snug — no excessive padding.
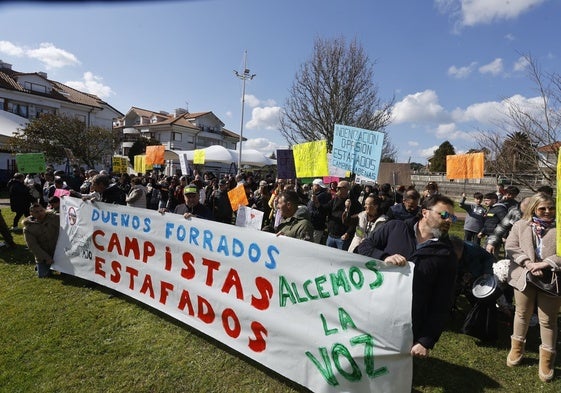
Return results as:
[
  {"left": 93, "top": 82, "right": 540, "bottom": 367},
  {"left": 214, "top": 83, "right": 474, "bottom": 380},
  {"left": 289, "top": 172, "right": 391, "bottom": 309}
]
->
[
  {"left": 101, "top": 184, "right": 126, "bottom": 205},
  {"left": 481, "top": 203, "right": 507, "bottom": 236},
  {"left": 307, "top": 188, "right": 332, "bottom": 230},
  {"left": 357, "top": 218, "right": 458, "bottom": 349},
  {"left": 8, "top": 180, "right": 35, "bottom": 213}
]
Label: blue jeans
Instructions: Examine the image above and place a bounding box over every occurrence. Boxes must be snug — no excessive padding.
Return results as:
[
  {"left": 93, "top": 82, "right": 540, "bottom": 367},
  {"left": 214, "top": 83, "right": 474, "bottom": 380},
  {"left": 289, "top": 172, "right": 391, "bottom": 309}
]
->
[{"left": 326, "top": 235, "right": 344, "bottom": 250}]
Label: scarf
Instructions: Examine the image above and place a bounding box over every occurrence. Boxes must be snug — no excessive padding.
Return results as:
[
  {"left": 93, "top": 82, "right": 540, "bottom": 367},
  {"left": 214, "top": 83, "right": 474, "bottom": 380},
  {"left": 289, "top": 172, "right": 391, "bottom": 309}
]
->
[
  {"left": 531, "top": 215, "right": 555, "bottom": 237},
  {"left": 531, "top": 216, "right": 555, "bottom": 260}
]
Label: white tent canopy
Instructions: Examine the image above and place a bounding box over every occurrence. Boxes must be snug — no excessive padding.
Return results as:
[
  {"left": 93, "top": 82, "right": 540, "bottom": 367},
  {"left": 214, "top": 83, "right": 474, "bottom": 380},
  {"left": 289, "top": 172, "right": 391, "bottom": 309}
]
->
[
  {"left": 176, "top": 145, "right": 275, "bottom": 167},
  {"left": 0, "top": 110, "right": 29, "bottom": 137}
]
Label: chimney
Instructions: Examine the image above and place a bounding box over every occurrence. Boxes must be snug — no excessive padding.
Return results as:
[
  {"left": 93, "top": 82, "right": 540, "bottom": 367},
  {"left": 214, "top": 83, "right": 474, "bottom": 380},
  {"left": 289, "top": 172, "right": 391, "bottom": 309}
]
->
[{"left": 0, "top": 60, "right": 13, "bottom": 70}]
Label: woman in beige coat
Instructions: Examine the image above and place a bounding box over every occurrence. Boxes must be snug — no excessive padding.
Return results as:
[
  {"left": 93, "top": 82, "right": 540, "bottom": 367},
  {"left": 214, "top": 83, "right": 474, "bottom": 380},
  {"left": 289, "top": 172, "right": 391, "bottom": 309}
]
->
[{"left": 505, "top": 193, "right": 561, "bottom": 382}]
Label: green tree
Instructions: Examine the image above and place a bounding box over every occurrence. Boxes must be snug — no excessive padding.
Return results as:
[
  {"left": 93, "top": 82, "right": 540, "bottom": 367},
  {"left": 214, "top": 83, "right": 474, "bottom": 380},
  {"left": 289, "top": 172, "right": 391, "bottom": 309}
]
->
[
  {"left": 279, "top": 36, "right": 396, "bottom": 161},
  {"left": 127, "top": 137, "right": 163, "bottom": 164},
  {"left": 10, "top": 113, "right": 118, "bottom": 168},
  {"left": 497, "top": 132, "right": 538, "bottom": 172},
  {"left": 429, "top": 141, "right": 455, "bottom": 173}
]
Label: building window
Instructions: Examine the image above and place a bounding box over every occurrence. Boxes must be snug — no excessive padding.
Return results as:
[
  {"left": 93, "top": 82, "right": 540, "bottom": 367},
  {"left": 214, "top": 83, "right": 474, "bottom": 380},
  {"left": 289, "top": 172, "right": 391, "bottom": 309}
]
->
[
  {"left": 172, "top": 132, "right": 182, "bottom": 141},
  {"left": 23, "top": 81, "right": 47, "bottom": 93},
  {"left": 7, "top": 102, "right": 28, "bottom": 118}
]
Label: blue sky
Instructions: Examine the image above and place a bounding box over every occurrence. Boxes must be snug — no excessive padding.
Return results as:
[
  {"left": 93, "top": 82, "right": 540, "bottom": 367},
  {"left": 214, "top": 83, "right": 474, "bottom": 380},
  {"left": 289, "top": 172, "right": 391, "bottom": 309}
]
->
[{"left": 1, "top": 0, "right": 559, "bottom": 163}]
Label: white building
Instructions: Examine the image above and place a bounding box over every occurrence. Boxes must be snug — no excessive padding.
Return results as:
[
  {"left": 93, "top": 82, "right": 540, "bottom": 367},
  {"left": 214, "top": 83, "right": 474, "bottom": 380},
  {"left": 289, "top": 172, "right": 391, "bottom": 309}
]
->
[
  {"left": 113, "top": 107, "right": 244, "bottom": 174},
  {"left": 0, "top": 60, "right": 123, "bottom": 181}
]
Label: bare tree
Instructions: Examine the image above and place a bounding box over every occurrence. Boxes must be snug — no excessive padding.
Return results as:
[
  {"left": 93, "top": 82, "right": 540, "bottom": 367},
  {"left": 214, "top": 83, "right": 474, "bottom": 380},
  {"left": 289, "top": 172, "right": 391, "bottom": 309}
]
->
[
  {"left": 478, "top": 54, "right": 561, "bottom": 189},
  {"left": 279, "top": 36, "right": 396, "bottom": 161}
]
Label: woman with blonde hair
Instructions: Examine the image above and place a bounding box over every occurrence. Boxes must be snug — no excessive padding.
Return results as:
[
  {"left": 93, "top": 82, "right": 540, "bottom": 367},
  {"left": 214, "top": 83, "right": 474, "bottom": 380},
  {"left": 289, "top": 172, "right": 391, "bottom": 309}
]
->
[{"left": 505, "top": 193, "right": 561, "bottom": 382}]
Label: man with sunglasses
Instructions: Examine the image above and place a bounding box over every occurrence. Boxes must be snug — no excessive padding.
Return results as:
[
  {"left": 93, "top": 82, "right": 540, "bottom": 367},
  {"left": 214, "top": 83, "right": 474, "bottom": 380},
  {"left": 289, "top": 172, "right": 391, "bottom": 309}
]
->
[{"left": 357, "top": 195, "right": 459, "bottom": 358}]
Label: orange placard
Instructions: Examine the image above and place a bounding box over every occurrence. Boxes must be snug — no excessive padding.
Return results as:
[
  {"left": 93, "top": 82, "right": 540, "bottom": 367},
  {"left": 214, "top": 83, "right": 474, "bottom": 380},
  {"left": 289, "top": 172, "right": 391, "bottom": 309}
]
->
[
  {"left": 145, "top": 145, "right": 165, "bottom": 166},
  {"left": 227, "top": 184, "right": 249, "bottom": 212},
  {"left": 446, "top": 152, "right": 484, "bottom": 179}
]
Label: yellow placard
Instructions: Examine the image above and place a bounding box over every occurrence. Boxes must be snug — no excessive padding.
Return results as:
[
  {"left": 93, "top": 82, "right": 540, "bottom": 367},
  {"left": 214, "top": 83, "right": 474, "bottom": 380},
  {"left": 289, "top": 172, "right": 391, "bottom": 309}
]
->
[
  {"left": 193, "top": 149, "right": 206, "bottom": 164},
  {"left": 134, "top": 155, "right": 145, "bottom": 174},
  {"left": 293, "top": 140, "right": 329, "bottom": 178},
  {"left": 227, "top": 184, "right": 249, "bottom": 212}
]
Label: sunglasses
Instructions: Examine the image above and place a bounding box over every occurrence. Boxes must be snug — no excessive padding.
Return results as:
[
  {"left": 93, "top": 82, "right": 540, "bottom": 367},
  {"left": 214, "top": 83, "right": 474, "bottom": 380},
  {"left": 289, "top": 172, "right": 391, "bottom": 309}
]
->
[
  {"left": 537, "top": 206, "right": 555, "bottom": 212},
  {"left": 430, "top": 209, "right": 457, "bottom": 223}
]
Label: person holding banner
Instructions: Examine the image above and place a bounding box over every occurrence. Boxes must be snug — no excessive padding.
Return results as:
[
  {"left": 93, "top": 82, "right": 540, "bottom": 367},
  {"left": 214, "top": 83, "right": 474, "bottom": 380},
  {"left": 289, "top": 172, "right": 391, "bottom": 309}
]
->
[
  {"left": 23, "top": 203, "right": 60, "bottom": 278},
  {"left": 173, "top": 184, "right": 213, "bottom": 220},
  {"left": 357, "top": 195, "right": 459, "bottom": 357}
]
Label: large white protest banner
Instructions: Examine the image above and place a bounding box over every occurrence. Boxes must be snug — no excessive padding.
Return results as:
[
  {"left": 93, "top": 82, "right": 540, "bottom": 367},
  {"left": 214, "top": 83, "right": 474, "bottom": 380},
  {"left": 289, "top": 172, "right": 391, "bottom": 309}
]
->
[
  {"left": 331, "top": 124, "right": 384, "bottom": 180},
  {"left": 53, "top": 198, "right": 413, "bottom": 393}
]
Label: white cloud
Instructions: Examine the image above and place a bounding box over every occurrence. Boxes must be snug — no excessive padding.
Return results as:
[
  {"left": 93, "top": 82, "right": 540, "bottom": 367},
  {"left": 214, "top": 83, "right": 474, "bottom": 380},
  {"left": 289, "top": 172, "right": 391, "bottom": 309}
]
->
[
  {"left": 504, "top": 33, "right": 515, "bottom": 41},
  {"left": 392, "top": 90, "right": 449, "bottom": 124},
  {"left": 418, "top": 145, "right": 439, "bottom": 159},
  {"left": 246, "top": 106, "right": 281, "bottom": 130},
  {"left": 448, "top": 62, "right": 477, "bottom": 78},
  {"left": 65, "top": 72, "right": 114, "bottom": 99},
  {"left": 462, "top": 0, "right": 546, "bottom": 26},
  {"left": 452, "top": 100, "right": 504, "bottom": 124},
  {"left": 452, "top": 94, "right": 543, "bottom": 126},
  {"left": 479, "top": 58, "right": 503, "bottom": 75},
  {"left": 408, "top": 141, "right": 419, "bottom": 146},
  {"left": 26, "top": 42, "right": 80, "bottom": 69},
  {"left": 0, "top": 40, "right": 24, "bottom": 57},
  {"left": 513, "top": 56, "right": 529, "bottom": 72},
  {"left": 243, "top": 137, "right": 285, "bottom": 156},
  {"left": 0, "top": 40, "right": 80, "bottom": 69},
  {"left": 435, "top": 0, "right": 546, "bottom": 28},
  {"left": 244, "top": 94, "right": 277, "bottom": 108},
  {"left": 433, "top": 123, "right": 474, "bottom": 140}
]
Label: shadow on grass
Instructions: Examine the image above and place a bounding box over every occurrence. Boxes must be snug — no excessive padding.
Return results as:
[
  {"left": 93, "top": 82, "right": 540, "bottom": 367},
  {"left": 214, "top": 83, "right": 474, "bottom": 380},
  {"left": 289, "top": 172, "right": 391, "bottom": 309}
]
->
[
  {"left": 56, "top": 273, "right": 312, "bottom": 392},
  {"left": 412, "top": 357, "right": 502, "bottom": 392},
  {"left": 0, "top": 244, "right": 36, "bottom": 265}
]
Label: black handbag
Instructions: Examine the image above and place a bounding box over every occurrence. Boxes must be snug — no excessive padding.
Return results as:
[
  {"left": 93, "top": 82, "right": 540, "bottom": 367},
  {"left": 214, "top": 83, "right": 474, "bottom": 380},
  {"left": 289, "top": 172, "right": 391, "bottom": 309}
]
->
[
  {"left": 461, "top": 300, "right": 498, "bottom": 342},
  {"left": 526, "top": 269, "right": 561, "bottom": 297}
]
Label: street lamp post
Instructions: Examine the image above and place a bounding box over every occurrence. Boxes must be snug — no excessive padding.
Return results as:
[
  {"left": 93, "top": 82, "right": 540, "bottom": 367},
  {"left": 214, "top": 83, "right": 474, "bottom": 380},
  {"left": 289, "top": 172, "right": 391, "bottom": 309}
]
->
[{"left": 234, "top": 50, "right": 256, "bottom": 174}]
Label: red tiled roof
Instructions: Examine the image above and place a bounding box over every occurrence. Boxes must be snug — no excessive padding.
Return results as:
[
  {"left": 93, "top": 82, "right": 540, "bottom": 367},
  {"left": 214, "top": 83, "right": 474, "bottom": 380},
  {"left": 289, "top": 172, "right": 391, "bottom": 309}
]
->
[
  {"left": 0, "top": 66, "right": 122, "bottom": 115},
  {"left": 537, "top": 141, "right": 561, "bottom": 153}
]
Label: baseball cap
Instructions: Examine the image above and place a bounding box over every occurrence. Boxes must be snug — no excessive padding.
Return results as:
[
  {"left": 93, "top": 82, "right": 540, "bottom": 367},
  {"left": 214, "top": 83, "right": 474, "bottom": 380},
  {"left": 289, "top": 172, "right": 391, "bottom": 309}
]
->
[
  {"left": 183, "top": 184, "right": 198, "bottom": 194},
  {"left": 312, "top": 179, "right": 327, "bottom": 188},
  {"left": 259, "top": 180, "right": 268, "bottom": 186}
]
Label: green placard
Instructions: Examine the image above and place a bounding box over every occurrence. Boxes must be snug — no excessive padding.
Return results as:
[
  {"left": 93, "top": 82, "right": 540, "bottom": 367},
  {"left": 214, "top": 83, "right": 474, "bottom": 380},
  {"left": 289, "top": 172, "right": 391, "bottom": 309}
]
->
[{"left": 15, "top": 153, "right": 46, "bottom": 174}]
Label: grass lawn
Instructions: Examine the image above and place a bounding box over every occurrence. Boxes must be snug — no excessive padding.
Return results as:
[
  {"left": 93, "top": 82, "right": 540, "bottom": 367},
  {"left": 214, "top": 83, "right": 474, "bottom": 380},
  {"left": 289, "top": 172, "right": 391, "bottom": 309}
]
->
[{"left": 1, "top": 209, "right": 560, "bottom": 393}]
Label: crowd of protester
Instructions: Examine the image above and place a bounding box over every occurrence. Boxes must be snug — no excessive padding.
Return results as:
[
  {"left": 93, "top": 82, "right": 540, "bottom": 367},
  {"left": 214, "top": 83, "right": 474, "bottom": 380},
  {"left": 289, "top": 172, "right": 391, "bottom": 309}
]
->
[{"left": 3, "top": 165, "right": 560, "bottom": 381}]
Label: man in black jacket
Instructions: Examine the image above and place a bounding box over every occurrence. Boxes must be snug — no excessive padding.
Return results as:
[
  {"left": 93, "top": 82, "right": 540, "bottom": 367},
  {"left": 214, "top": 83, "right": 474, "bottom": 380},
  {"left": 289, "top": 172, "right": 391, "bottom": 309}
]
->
[
  {"left": 319, "top": 180, "right": 362, "bottom": 250},
  {"left": 92, "top": 174, "right": 126, "bottom": 205},
  {"left": 357, "top": 195, "right": 459, "bottom": 358},
  {"left": 307, "top": 178, "right": 332, "bottom": 244}
]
